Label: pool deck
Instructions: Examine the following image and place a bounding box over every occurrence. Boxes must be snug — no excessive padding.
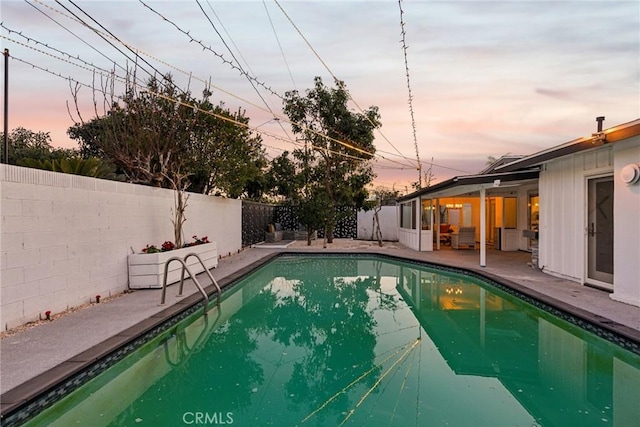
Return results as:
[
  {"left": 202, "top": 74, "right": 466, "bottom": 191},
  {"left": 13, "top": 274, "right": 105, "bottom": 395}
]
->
[{"left": 2, "top": 239, "right": 640, "bottom": 413}]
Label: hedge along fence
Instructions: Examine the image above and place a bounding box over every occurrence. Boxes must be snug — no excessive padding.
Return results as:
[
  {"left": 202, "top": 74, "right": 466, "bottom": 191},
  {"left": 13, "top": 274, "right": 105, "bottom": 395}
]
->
[{"left": 0, "top": 164, "right": 242, "bottom": 330}]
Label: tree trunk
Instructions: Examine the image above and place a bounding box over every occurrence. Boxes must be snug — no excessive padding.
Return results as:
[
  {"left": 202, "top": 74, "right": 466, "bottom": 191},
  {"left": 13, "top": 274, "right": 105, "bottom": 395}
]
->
[{"left": 374, "top": 206, "right": 383, "bottom": 247}]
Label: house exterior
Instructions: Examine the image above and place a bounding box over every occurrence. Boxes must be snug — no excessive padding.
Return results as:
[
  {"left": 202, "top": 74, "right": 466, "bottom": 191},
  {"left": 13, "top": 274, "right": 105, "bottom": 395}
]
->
[
  {"left": 397, "top": 118, "right": 640, "bottom": 308},
  {"left": 497, "top": 118, "right": 640, "bottom": 307},
  {"left": 397, "top": 168, "right": 539, "bottom": 261}
]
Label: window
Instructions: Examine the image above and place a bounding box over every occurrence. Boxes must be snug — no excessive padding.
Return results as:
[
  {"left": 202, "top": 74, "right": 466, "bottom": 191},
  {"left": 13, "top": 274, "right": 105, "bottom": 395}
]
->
[
  {"left": 400, "top": 201, "right": 416, "bottom": 229},
  {"left": 421, "top": 199, "right": 433, "bottom": 230}
]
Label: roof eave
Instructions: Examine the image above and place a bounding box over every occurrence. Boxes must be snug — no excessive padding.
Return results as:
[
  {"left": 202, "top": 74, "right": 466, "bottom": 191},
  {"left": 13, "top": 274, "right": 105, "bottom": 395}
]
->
[
  {"left": 496, "top": 119, "right": 640, "bottom": 173},
  {"left": 397, "top": 169, "right": 540, "bottom": 202}
]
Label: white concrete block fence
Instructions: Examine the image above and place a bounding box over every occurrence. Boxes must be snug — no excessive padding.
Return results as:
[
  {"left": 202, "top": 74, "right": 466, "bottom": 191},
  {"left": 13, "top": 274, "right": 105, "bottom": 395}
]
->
[{"left": 0, "top": 165, "right": 242, "bottom": 330}]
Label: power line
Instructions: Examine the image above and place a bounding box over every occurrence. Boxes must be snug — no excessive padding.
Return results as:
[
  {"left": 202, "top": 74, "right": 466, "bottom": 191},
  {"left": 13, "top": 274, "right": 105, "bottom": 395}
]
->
[
  {"left": 139, "top": 0, "right": 283, "bottom": 100},
  {"left": 50, "top": 0, "right": 160, "bottom": 88},
  {"left": 7, "top": 2, "right": 418, "bottom": 170},
  {"left": 195, "top": 0, "right": 293, "bottom": 142},
  {"left": 5, "top": 50, "right": 382, "bottom": 167},
  {"left": 0, "top": 22, "right": 125, "bottom": 81},
  {"left": 262, "top": 0, "right": 296, "bottom": 91},
  {"left": 272, "top": 0, "right": 416, "bottom": 168},
  {"left": 0, "top": 34, "right": 116, "bottom": 80},
  {"left": 23, "top": 0, "right": 129, "bottom": 76},
  {"left": 136, "top": 0, "right": 415, "bottom": 169}
]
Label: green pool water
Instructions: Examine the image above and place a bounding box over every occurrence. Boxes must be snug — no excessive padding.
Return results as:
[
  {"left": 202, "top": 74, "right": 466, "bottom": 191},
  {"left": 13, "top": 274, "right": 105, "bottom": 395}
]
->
[{"left": 23, "top": 256, "right": 640, "bottom": 426}]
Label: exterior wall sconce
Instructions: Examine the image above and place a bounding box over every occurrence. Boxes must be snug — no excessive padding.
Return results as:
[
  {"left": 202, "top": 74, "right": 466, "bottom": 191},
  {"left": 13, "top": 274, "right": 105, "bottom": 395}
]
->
[{"left": 620, "top": 164, "right": 640, "bottom": 185}]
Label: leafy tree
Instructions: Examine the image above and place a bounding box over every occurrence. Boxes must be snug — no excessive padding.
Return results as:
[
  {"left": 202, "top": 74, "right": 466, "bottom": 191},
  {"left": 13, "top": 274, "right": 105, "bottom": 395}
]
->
[
  {"left": 265, "top": 149, "right": 331, "bottom": 245},
  {"left": 67, "top": 74, "right": 265, "bottom": 197},
  {"left": 282, "top": 77, "right": 381, "bottom": 242},
  {"left": 1, "top": 127, "right": 76, "bottom": 165},
  {"left": 16, "top": 156, "right": 122, "bottom": 180},
  {"left": 67, "top": 73, "right": 266, "bottom": 246},
  {"left": 264, "top": 151, "right": 301, "bottom": 201},
  {"left": 186, "top": 102, "right": 267, "bottom": 198}
]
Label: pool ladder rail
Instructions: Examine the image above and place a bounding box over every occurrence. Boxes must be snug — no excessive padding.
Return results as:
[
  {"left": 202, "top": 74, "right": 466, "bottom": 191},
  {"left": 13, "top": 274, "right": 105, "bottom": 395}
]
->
[{"left": 159, "top": 252, "right": 221, "bottom": 316}]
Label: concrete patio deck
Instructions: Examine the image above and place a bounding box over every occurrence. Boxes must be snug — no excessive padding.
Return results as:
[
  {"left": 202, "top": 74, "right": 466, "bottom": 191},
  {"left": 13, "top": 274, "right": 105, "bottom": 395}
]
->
[{"left": 2, "top": 239, "right": 639, "bottom": 414}]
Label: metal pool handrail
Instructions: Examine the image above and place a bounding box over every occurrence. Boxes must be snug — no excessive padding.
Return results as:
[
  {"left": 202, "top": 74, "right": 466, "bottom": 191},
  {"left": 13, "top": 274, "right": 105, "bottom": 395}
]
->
[
  {"left": 180, "top": 252, "right": 221, "bottom": 307},
  {"left": 159, "top": 253, "right": 220, "bottom": 315}
]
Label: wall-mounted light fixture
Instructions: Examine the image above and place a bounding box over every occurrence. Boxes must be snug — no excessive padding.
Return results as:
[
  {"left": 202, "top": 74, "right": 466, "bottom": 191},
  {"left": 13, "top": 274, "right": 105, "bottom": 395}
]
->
[{"left": 620, "top": 164, "right": 640, "bottom": 185}]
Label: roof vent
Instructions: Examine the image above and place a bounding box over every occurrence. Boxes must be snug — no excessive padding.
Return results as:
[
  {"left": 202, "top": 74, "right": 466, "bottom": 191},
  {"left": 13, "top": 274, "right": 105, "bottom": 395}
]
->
[{"left": 591, "top": 116, "right": 607, "bottom": 143}]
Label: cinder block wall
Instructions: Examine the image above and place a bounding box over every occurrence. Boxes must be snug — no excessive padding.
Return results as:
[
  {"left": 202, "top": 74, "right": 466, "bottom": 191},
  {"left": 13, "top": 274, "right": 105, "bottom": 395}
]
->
[{"left": 0, "top": 165, "right": 241, "bottom": 330}]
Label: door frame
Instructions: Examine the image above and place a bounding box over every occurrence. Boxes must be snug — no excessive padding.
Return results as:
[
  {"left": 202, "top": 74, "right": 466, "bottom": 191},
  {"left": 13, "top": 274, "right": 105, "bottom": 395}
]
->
[{"left": 584, "top": 173, "right": 614, "bottom": 290}]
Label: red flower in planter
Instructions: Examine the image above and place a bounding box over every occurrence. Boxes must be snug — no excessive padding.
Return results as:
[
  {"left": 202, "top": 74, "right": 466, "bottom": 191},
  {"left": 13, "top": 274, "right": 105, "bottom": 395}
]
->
[
  {"left": 161, "top": 241, "right": 176, "bottom": 251},
  {"left": 192, "top": 235, "right": 210, "bottom": 245}
]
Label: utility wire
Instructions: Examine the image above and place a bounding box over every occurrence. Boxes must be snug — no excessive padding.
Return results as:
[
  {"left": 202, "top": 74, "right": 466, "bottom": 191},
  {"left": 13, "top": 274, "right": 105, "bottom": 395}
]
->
[
  {"left": 8, "top": 2, "right": 417, "bottom": 169},
  {"left": 51, "top": 0, "right": 159, "bottom": 87},
  {"left": 19, "top": 0, "right": 471, "bottom": 179},
  {"left": 5, "top": 51, "right": 377, "bottom": 165},
  {"left": 398, "top": 0, "right": 422, "bottom": 187},
  {"left": 0, "top": 34, "right": 114, "bottom": 79},
  {"left": 23, "top": 0, "right": 129, "bottom": 76},
  {"left": 263, "top": 0, "right": 296, "bottom": 90},
  {"left": 137, "top": 0, "right": 416, "bottom": 169},
  {"left": 0, "top": 22, "right": 125, "bottom": 80},
  {"left": 137, "top": 10, "right": 415, "bottom": 166},
  {"left": 139, "top": 0, "right": 283, "bottom": 100},
  {"left": 195, "top": 0, "right": 293, "bottom": 142},
  {"left": 273, "top": 0, "right": 416, "bottom": 168},
  {"left": 64, "top": 0, "right": 187, "bottom": 94},
  {"left": 204, "top": 0, "right": 258, "bottom": 84}
]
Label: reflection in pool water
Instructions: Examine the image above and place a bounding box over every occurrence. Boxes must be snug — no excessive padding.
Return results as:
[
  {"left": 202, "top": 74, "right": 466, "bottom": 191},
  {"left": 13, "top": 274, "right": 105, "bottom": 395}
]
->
[{"left": 22, "top": 256, "right": 640, "bottom": 426}]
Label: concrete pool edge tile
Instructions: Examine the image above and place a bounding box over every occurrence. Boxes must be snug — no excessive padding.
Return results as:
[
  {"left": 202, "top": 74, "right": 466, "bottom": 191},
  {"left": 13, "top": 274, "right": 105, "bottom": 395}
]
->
[{"left": 1, "top": 360, "right": 87, "bottom": 416}]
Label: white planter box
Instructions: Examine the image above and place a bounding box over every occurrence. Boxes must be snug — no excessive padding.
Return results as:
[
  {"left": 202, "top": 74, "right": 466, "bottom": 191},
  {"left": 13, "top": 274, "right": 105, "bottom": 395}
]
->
[{"left": 128, "top": 242, "right": 218, "bottom": 289}]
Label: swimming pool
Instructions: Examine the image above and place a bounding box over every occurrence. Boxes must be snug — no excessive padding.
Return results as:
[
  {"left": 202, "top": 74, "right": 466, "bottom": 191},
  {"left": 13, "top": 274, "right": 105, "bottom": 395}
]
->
[{"left": 7, "top": 255, "right": 640, "bottom": 426}]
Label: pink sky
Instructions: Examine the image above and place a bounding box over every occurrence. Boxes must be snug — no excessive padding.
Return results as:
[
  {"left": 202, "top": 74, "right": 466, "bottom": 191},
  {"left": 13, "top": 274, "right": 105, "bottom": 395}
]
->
[{"left": 2, "top": 1, "right": 638, "bottom": 192}]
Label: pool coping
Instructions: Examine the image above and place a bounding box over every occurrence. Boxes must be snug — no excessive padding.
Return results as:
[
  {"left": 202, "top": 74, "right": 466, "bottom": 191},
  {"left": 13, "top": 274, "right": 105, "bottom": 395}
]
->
[{"left": 1, "top": 250, "right": 639, "bottom": 425}]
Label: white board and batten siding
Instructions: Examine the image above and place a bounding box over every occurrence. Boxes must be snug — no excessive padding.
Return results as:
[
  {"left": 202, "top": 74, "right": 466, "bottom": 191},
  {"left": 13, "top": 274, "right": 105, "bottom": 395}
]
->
[
  {"left": 611, "top": 137, "right": 640, "bottom": 306},
  {"left": 537, "top": 152, "right": 601, "bottom": 283},
  {"left": 539, "top": 139, "right": 640, "bottom": 307}
]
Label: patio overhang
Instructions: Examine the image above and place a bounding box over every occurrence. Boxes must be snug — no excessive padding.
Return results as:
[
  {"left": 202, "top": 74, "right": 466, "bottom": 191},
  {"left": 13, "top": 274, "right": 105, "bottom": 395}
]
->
[
  {"left": 396, "top": 169, "right": 540, "bottom": 267},
  {"left": 397, "top": 169, "right": 540, "bottom": 202}
]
